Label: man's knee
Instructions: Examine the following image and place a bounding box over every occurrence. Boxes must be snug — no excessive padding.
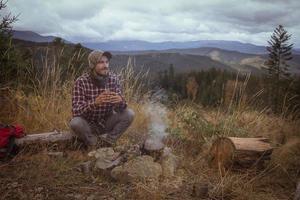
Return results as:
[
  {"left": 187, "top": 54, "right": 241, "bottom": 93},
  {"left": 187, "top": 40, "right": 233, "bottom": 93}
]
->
[
  {"left": 124, "top": 108, "right": 135, "bottom": 123},
  {"left": 69, "top": 117, "right": 87, "bottom": 131}
]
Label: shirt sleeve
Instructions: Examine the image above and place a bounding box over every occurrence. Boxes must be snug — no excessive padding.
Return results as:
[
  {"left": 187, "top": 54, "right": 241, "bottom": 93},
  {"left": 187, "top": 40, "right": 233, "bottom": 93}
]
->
[
  {"left": 114, "top": 76, "right": 127, "bottom": 112},
  {"left": 72, "top": 80, "right": 95, "bottom": 117}
]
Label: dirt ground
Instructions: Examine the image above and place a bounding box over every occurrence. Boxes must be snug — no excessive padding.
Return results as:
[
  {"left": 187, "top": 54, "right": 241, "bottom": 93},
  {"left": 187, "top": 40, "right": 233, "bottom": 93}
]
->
[{"left": 0, "top": 135, "right": 297, "bottom": 200}]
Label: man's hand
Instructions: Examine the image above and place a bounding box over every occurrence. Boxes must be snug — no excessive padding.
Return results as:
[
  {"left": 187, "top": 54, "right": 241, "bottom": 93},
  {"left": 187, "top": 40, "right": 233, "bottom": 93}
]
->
[
  {"left": 106, "top": 91, "right": 123, "bottom": 104},
  {"left": 94, "top": 91, "right": 123, "bottom": 105}
]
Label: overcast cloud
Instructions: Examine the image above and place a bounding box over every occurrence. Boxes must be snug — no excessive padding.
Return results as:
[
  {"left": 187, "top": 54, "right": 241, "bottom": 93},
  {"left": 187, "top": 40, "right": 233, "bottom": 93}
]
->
[{"left": 4, "top": 0, "right": 300, "bottom": 46}]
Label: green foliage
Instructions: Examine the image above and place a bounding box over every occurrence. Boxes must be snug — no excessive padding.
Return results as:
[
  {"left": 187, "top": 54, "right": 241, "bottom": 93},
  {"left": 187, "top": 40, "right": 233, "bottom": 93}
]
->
[
  {"left": 0, "top": 0, "right": 88, "bottom": 89},
  {"left": 168, "top": 105, "right": 211, "bottom": 142},
  {"left": 168, "top": 104, "right": 249, "bottom": 143},
  {"left": 52, "top": 37, "right": 64, "bottom": 46},
  {"left": 266, "top": 25, "right": 293, "bottom": 113},
  {"left": 155, "top": 53, "right": 300, "bottom": 117},
  {"left": 159, "top": 68, "right": 233, "bottom": 107},
  {"left": 0, "top": 0, "right": 30, "bottom": 87}
]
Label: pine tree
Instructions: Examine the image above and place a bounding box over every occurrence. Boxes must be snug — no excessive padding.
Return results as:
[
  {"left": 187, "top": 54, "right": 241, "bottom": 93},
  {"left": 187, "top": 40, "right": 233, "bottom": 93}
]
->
[
  {"left": 0, "top": 0, "right": 22, "bottom": 87},
  {"left": 266, "top": 25, "right": 293, "bottom": 113},
  {"left": 168, "top": 64, "right": 175, "bottom": 91}
]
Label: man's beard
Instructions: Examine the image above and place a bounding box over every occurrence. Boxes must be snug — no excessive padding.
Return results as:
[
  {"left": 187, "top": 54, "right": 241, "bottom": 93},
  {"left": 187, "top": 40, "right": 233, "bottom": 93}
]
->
[{"left": 91, "top": 70, "right": 108, "bottom": 88}]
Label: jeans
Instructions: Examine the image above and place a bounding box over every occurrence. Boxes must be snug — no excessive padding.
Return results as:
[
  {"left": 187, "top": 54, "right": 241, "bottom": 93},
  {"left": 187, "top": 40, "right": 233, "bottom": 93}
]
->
[{"left": 69, "top": 108, "right": 135, "bottom": 146}]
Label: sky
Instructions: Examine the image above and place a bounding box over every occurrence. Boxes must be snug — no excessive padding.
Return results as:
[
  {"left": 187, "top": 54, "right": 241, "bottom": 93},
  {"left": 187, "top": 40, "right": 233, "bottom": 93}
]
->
[{"left": 4, "top": 0, "right": 300, "bottom": 46}]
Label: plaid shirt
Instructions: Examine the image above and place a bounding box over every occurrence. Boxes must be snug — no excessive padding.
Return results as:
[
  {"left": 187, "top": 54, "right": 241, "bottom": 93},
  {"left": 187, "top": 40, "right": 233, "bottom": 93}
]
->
[{"left": 72, "top": 72, "right": 127, "bottom": 128}]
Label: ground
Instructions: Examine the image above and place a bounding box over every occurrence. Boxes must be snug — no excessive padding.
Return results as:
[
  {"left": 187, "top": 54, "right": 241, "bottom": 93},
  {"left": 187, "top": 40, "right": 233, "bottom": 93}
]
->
[{"left": 0, "top": 127, "right": 298, "bottom": 200}]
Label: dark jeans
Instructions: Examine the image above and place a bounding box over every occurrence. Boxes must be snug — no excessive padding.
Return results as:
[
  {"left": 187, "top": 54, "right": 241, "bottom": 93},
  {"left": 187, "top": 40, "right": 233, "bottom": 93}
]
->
[{"left": 69, "top": 108, "right": 135, "bottom": 146}]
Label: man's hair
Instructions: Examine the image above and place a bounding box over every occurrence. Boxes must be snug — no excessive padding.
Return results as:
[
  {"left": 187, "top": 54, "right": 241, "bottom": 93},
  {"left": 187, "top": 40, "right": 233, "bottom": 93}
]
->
[
  {"left": 103, "top": 51, "right": 112, "bottom": 60},
  {"left": 88, "top": 50, "right": 113, "bottom": 69}
]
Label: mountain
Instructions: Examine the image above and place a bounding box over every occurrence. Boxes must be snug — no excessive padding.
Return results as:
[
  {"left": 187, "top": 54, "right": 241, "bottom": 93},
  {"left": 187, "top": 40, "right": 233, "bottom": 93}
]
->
[
  {"left": 112, "top": 47, "right": 300, "bottom": 74},
  {"left": 13, "top": 30, "right": 300, "bottom": 55},
  {"left": 12, "top": 38, "right": 233, "bottom": 74},
  {"left": 11, "top": 36, "right": 300, "bottom": 75},
  {"left": 12, "top": 30, "right": 71, "bottom": 43},
  {"left": 109, "top": 53, "right": 233, "bottom": 73},
  {"left": 83, "top": 40, "right": 269, "bottom": 54}
]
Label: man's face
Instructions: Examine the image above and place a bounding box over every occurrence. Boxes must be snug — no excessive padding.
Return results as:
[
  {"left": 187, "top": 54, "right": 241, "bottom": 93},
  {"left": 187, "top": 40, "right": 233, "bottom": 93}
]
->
[{"left": 94, "top": 56, "right": 109, "bottom": 76}]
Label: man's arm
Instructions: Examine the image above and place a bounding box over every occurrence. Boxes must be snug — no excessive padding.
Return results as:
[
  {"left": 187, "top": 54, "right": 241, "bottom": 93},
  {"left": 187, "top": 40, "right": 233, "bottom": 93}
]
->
[{"left": 72, "top": 80, "right": 96, "bottom": 117}]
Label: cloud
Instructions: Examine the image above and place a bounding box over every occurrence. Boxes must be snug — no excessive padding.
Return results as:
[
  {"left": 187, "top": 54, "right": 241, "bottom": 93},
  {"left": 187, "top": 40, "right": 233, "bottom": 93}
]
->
[{"left": 4, "top": 0, "right": 300, "bottom": 46}]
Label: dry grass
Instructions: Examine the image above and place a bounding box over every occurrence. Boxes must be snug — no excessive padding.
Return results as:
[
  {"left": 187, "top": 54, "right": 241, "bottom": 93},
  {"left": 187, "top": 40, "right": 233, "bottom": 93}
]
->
[
  {"left": 0, "top": 56, "right": 152, "bottom": 199},
  {"left": 1, "top": 55, "right": 299, "bottom": 199},
  {"left": 1, "top": 53, "right": 150, "bottom": 135},
  {"left": 165, "top": 93, "right": 300, "bottom": 200}
]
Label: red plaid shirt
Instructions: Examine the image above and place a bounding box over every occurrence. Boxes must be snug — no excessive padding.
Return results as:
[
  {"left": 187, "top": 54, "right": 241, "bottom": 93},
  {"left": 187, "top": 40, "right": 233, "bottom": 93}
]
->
[{"left": 72, "top": 72, "right": 127, "bottom": 127}]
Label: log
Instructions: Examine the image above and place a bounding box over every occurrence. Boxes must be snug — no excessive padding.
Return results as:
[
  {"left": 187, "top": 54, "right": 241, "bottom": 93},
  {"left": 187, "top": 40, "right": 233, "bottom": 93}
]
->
[
  {"left": 208, "top": 137, "right": 273, "bottom": 171},
  {"left": 15, "top": 131, "right": 74, "bottom": 146}
]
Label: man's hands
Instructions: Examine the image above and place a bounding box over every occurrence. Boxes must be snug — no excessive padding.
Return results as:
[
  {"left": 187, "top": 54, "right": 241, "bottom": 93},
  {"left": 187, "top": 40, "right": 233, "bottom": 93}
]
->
[{"left": 94, "top": 90, "right": 123, "bottom": 105}]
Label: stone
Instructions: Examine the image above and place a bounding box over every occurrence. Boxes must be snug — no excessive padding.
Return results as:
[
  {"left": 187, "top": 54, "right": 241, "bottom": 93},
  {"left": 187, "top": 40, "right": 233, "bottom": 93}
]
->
[
  {"left": 160, "top": 147, "right": 178, "bottom": 178},
  {"left": 123, "top": 144, "right": 142, "bottom": 161},
  {"left": 111, "top": 155, "right": 162, "bottom": 183},
  {"left": 90, "top": 147, "right": 121, "bottom": 170}
]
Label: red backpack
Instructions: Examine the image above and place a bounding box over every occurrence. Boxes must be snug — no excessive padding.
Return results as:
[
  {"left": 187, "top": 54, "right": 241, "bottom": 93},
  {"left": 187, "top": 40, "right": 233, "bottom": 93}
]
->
[{"left": 0, "top": 124, "right": 25, "bottom": 159}]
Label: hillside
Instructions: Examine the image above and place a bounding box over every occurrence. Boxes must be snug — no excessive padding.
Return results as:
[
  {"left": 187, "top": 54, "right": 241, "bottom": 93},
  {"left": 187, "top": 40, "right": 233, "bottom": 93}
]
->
[
  {"left": 12, "top": 38, "right": 300, "bottom": 75},
  {"left": 12, "top": 39, "right": 233, "bottom": 74},
  {"left": 113, "top": 47, "right": 300, "bottom": 74},
  {"left": 110, "top": 53, "right": 233, "bottom": 73},
  {"left": 12, "top": 30, "right": 57, "bottom": 43}
]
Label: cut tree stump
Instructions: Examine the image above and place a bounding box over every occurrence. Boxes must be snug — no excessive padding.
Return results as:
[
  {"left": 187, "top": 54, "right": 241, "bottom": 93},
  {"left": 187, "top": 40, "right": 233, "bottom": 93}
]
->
[
  {"left": 208, "top": 137, "right": 273, "bottom": 172},
  {"left": 15, "top": 131, "right": 74, "bottom": 146}
]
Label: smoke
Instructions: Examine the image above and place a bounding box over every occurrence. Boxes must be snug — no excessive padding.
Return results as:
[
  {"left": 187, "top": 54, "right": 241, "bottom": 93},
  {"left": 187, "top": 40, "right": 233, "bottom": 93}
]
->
[{"left": 147, "top": 90, "right": 168, "bottom": 138}]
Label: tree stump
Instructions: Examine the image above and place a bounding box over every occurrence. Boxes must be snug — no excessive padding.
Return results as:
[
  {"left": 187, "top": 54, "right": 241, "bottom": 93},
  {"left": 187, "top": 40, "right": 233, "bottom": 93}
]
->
[{"left": 208, "top": 137, "right": 273, "bottom": 173}]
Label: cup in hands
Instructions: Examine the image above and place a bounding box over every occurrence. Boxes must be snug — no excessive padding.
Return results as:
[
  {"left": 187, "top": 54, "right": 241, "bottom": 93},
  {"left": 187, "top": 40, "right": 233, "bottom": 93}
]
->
[{"left": 95, "top": 90, "right": 123, "bottom": 105}]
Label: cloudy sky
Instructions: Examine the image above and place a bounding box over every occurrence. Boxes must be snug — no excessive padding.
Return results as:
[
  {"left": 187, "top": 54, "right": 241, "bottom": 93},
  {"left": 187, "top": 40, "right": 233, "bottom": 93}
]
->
[{"left": 4, "top": 0, "right": 300, "bottom": 46}]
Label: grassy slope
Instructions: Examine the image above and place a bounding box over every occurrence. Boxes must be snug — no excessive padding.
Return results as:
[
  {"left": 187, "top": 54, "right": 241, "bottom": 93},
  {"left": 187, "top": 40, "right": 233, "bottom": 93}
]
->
[{"left": 1, "top": 42, "right": 299, "bottom": 200}]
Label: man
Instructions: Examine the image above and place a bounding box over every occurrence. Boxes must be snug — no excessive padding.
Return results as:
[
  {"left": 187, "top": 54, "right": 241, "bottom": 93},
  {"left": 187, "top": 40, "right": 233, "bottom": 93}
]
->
[{"left": 70, "top": 50, "right": 135, "bottom": 148}]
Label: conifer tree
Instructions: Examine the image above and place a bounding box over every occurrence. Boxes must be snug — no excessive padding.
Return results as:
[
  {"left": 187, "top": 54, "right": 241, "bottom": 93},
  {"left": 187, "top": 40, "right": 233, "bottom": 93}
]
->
[{"left": 266, "top": 25, "right": 293, "bottom": 113}]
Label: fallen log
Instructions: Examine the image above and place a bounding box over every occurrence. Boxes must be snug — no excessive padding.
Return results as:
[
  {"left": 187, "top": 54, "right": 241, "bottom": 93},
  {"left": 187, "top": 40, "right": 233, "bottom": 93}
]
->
[
  {"left": 208, "top": 137, "right": 274, "bottom": 171},
  {"left": 15, "top": 131, "right": 74, "bottom": 146}
]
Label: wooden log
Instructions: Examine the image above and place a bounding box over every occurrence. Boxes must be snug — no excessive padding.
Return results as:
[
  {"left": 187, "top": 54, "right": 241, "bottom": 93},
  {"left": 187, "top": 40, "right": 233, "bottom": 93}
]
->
[
  {"left": 208, "top": 137, "right": 273, "bottom": 171},
  {"left": 15, "top": 131, "right": 74, "bottom": 146}
]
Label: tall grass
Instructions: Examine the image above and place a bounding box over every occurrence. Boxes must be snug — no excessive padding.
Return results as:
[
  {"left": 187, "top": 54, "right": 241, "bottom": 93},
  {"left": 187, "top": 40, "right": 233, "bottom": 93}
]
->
[
  {"left": 119, "top": 57, "right": 150, "bottom": 103},
  {"left": 12, "top": 48, "right": 76, "bottom": 133},
  {"left": 165, "top": 72, "right": 300, "bottom": 200},
  {"left": 1, "top": 50, "right": 150, "bottom": 135}
]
